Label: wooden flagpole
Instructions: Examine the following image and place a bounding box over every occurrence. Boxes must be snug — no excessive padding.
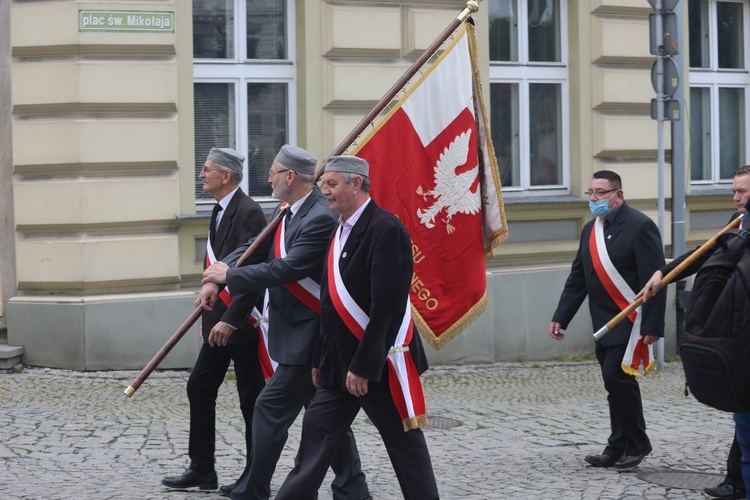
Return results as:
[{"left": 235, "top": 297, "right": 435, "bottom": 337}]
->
[
  {"left": 124, "top": 0, "right": 480, "bottom": 397},
  {"left": 593, "top": 215, "right": 743, "bottom": 341}
]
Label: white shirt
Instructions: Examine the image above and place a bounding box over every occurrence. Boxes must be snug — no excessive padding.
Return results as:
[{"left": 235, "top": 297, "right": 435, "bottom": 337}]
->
[{"left": 338, "top": 197, "right": 371, "bottom": 250}]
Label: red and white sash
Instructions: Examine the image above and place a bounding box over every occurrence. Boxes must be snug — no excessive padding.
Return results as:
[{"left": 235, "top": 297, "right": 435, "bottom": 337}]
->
[
  {"left": 252, "top": 291, "right": 278, "bottom": 380},
  {"left": 205, "top": 239, "right": 276, "bottom": 380},
  {"left": 589, "top": 218, "right": 655, "bottom": 376},
  {"left": 326, "top": 226, "right": 428, "bottom": 431},
  {"left": 274, "top": 204, "right": 321, "bottom": 314}
]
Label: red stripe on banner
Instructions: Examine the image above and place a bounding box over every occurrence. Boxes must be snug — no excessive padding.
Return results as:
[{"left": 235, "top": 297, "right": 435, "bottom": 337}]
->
[
  {"left": 589, "top": 229, "right": 637, "bottom": 323},
  {"left": 205, "top": 252, "right": 233, "bottom": 308},
  {"left": 256, "top": 330, "right": 274, "bottom": 380},
  {"left": 206, "top": 247, "right": 272, "bottom": 377},
  {"left": 403, "top": 349, "right": 426, "bottom": 415},
  {"left": 274, "top": 213, "right": 321, "bottom": 314},
  {"left": 326, "top": 238, "right": 364, "bottom": 339},
  {"left": 387, "top": 359, "right": 409, "bottom": 420},
  {"left": 631, "top": 337, "right": 650, "bottom": 371},
  {"left": 286, "top": 281, "right": 320, "bottom": 313},
  {"left": 218, "top": 289, "right": 232, "bottom": 307}
]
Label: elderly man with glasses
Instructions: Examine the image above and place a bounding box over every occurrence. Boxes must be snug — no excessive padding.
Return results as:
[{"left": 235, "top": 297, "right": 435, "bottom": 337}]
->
[
  {"left": 548, "top": 169, "right": 666, "bottom": 470},
  {"left": 199, "top": 145, "right": 371, "bottom": 500},
  {"left": 162, "top": 147, "right": 267, "bottom": 492}
]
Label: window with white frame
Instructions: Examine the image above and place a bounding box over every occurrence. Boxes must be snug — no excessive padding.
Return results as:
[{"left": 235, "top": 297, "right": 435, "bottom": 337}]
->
[
  {"left": 488, "top": 0, "right": 568, "bottom": 192},
  {"left": 688, "top": 0, "right": 750, "bottom": 183},
  {"left": 193, "top": 0, "right": 296, "bottom": 204}
]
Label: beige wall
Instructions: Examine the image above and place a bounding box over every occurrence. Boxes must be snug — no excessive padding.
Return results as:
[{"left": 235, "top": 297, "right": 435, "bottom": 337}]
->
[
  {"left": 6, "top": 1, "right": 203, "bottom": 369},
  {"left": 3, "top": 0, "right": 701, "bottom": 368},
  {"left": 1, "top": 0, "right": 13, "bottom": 318},
  {"left": 10, "top": 0, "right": 194, "bottom": 295}
]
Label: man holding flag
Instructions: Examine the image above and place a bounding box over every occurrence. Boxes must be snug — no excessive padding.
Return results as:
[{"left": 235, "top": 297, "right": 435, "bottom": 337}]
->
[
  {"left": 162, "top": 147, "right": 267, "bottom": 492},
  {"left": 275, "top": 155, "right": 438, "bottom": 500},
  {"left": 549, "top": 170, "right": 665, "bottom": 469},
  {"left": 199, "top": 145, "right": 370, "bottom": 500}
]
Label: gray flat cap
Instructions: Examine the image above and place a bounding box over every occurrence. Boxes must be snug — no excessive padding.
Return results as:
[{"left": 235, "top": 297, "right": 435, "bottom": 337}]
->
[
  {"left": 275, "top": 145, "right": 317, "bottom": 175},
  {"left": 324, "top": 155, "right": 369, "bottom": 177},
  {"left": 207, "top": 147, "right": 245, "bottom": 172}
]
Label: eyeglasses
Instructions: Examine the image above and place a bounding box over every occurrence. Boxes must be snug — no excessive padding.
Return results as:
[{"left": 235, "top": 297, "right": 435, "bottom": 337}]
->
[
  {"left": 200, "top": 165, "right": 224, "bottom": 174},
  {"left": 585, "top": 188, "right": 618, "bottom": 199},
  {"left": 268, "top": 168, "right": 295, "bottom": 178}
]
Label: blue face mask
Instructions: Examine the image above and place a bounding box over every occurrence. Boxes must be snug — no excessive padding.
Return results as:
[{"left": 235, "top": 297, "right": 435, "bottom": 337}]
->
[{"left": 589, "top": 199, "right": 612, "bottom": 218}]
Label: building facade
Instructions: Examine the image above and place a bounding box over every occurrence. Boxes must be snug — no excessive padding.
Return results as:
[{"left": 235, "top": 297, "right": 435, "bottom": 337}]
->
[{"left": 1, "top": 0, "right": 748, "bottom": 369}]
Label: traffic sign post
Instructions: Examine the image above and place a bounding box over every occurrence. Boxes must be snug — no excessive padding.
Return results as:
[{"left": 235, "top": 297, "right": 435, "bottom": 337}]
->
[{"left": 649, "top": 0, "right": 683, "bottom": 373}]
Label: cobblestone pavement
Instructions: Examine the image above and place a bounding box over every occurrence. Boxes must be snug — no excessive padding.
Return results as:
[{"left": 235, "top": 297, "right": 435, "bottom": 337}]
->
[{"left": 0, "top": 361, "right": 734, "bottom": 499}]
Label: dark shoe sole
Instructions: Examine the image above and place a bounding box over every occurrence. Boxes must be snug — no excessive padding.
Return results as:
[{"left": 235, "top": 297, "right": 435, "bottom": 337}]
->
[
  {"left": 162, "top": 483, "right": 218, "bottom": 491},
  {"left": 614, "top": 456, "right": 645, "bottom": 469},
  {"left": 584, "top": 455, "right": 617, "bottom": 467}
]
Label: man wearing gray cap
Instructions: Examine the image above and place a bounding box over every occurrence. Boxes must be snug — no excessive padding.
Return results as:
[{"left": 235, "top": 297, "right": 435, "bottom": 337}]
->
[
  {"left": 200, "top": 146, "right": 370, "bottom": 500},
  {"left": 276, "top": 155, "right": 438, "bottom": 499},
  {"left": 162, "top": 148, "right": 267, "bottom": 492}
]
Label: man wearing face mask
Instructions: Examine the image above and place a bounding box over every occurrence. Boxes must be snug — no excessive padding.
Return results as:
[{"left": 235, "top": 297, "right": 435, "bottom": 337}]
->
[{"left": 548, "top": 170, "right": 666, "bottom": 470}]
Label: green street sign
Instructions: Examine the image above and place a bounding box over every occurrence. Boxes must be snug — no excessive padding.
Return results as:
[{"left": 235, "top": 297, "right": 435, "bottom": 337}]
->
[{"left": 79, "top": 10, "right": 174, "bottom": 32}]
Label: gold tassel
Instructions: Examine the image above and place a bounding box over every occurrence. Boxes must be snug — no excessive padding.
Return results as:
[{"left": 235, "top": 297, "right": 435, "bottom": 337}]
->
[{"left": 402, "top": 414, "right": 430, "bottom": 432}]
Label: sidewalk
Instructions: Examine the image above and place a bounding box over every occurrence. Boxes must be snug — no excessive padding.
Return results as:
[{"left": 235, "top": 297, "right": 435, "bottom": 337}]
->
[{"left": 0, "top": 361, "right": 732, "bottom": 499}]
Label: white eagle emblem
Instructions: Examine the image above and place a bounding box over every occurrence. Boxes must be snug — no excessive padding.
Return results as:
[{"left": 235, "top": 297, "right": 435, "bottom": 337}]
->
[{"left": 416, "top": 129, "right": 480, "bottom": 234}]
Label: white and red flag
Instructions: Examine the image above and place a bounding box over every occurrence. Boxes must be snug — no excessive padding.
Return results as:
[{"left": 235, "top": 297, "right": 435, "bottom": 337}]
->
[{"left": 351, "top": 22, "right": 507, "bottom": 349}]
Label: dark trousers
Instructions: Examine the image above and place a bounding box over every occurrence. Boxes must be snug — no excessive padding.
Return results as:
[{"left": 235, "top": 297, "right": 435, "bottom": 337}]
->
[
  {"left": 187, "top": 341, "right": 265, "bottom": 474},
  {"left": 727, "top": 431, "right": 748, "bottom": 492},
  {"left": 596, "top": 342, "right": 652, "bottom": 457},
  {"left": 230, "top": 364, "right": 369, "bottom": 500},
  {"left": 736, "top": 420, "right": 750, "bottom": 499},
  {"left": 276, "top": 386, "right": 438, "bottom": 500}
]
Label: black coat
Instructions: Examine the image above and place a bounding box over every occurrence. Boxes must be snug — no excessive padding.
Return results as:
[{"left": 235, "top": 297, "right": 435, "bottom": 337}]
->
[
  {"left": 314, "top": 200, "right": 428, "bottom": 392},
  {"left": 552, "top": 202, "right": 667, "bottom": 346},
  {"left": 202, "top": 188, "right": 266, "bottom": 343}
]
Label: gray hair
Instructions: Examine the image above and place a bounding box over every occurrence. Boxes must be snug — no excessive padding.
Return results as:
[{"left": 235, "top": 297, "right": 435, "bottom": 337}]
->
[
  {"left": 340, "top": 171, "right": 371, "bottom": 193},
  {"left": 296, "top": 171, "right": 316, "bottom": 185},
  {"left": 217, "top": 164, "right": 243, "bottom": 183}
]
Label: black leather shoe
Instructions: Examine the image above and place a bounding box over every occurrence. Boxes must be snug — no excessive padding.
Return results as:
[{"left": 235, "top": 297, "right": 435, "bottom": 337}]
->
[
  {"left": 584, "top": 454, "right": 618, "bottom": 467},
  {"left": 219, "top": 480, "right": 237, "bottom": 496},
  {"left": 613, "top": 452, "right": 647, "bottom": 469},
  {"left": 705, "top": 482, "right": 747, "bottom": 499},
  {"left": 161, "top": 469, "right": 218, "bottom": 491}
]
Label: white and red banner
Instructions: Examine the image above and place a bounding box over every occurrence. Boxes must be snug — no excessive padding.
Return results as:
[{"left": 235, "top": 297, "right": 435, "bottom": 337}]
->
[
  {"left": 205, "top": 243, "right": 276, "bottom": 380},
  {"left": 351, "top": 23, "right": 507, "bottom": 349},
  {"left": 589, "top": 218, "right": 655, "bottom": 376},
  {"left": 327, "top": 227, "right": 427, "bottom": 431},
  {"left": 274, "top": 204, "right": 322, "bottom": 314}
]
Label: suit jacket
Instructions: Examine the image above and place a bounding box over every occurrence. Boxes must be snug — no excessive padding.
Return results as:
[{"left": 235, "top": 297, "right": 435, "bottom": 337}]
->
[
  {"left": 552, "top": 202, "right": 667, "bottom": 347},
  {"left": 314, "top": 200, "right": 428, "bottom": 392},
  {"left": 202, "top": 188, "right": 266, "bottom": 344},
  {"left": 224, "top": 186, "right": 337, "bottom": 365}
]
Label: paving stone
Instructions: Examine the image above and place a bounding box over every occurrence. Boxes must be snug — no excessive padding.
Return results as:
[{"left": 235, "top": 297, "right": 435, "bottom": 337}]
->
[{"left": 0, "top": 361, "right": 735, "bottom": 499}]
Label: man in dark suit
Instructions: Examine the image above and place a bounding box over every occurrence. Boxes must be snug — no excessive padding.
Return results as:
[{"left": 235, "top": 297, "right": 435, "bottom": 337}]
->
[
  {"left": 200, "top": 146, "right": 370, "bottom": 500},
  {"left": 275, "top": 155, "right": 438, "bottom": 500},
  {"left": 162, "top": 148, "right": 267, "bottom": 491},
  {"left": 640, "top": 165, "right": 750, "bottom": 499},
  {"left": 549, "top": 170, "right": 666, "bottom": 470}
]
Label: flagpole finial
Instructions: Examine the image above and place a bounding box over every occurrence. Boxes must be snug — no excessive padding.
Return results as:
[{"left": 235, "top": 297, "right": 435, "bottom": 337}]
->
[{"left": 459, "top": 1, "right": 479, "bottom": 21}]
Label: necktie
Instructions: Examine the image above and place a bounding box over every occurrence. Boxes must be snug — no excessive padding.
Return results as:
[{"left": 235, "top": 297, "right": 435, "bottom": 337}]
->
[{"left": 209, "top": 203, "right": 221, "bottom": 245}]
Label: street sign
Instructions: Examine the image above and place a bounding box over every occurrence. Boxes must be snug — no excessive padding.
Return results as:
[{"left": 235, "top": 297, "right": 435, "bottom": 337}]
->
[
  {"left": 651, "top": 98, "right": 681, "bottom": 121},
  {"left": 651, "top": 57, "right": 680, "bottom": 98},
  {"left": 650, "top": 12, "right": 679, "bottom": 55}
]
